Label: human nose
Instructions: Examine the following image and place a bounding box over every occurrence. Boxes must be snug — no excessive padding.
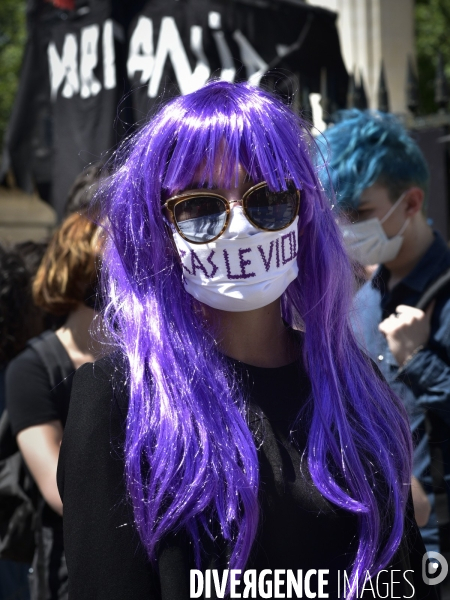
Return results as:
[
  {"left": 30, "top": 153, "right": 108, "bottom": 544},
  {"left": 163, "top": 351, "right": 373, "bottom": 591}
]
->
[
  {"left": 223, "top": 200, "right": 259, "bottom": 238},
  {"left": 228, "top": 198, "right": 243, "bottom": 208}
]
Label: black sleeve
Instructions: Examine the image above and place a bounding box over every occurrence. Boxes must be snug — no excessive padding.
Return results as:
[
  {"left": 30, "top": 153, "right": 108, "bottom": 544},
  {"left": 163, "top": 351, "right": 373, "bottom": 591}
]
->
[
  {"left": 57, "top": 360, "right": 161, "bottom": 600},
  {"left": 5, "top": 347, "right": 59, "bottom": 435}
]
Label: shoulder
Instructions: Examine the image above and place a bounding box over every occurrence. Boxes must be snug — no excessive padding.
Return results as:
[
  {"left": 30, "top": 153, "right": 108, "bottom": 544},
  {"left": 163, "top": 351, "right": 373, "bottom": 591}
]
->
[
  {"left": 5, "top": 329, "right": 73, "bottom": 387},
  {"left": 6, "top": 344, "right": 47, "bottom": 383},
  {"left": 71, "top": 358, "right": 111, "bottom": 399},
  {"left": 5, "top": 343, "right": 54, "bottom": 435},
  {"left": 70, "top": 353, "right": 128, "bottom": 421},
  {"left": 72, "top": 353, "right": 127, "bottom": 400}
]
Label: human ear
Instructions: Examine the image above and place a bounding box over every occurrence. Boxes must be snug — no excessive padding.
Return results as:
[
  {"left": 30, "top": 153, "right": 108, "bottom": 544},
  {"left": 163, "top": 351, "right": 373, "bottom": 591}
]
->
[{"left": 404, "top": 187, "right": 424, "bottom": 217}]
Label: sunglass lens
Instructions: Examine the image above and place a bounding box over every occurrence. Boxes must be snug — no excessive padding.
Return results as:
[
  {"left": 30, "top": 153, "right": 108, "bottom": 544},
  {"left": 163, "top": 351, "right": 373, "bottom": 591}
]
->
[
  {"left": 175, "top": 196, "right": 227, "bottom": 243},
  {"left": 245, "top": 183, "right": 299, "bottom": 230}
]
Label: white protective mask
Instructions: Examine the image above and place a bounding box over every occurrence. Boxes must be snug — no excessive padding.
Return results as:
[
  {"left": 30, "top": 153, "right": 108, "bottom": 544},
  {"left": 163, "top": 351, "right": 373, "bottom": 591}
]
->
[
  {"left": 173, "top": 209, "right": 299, "bottom": 311},
  {"left": 339, "top": 192, "right": 409, "bottom": 266}
]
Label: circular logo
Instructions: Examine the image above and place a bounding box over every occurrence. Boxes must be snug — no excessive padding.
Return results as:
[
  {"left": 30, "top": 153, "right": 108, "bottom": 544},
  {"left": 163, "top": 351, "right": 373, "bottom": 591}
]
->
[{"left": 422, "top": 551, "right": 449, "bottom": 586}]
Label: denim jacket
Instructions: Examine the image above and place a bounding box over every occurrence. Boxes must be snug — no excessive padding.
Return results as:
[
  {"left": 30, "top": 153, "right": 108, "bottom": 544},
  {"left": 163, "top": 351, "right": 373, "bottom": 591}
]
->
[{"left": 352, "top": 231, "right": 450, "bottom": 552}]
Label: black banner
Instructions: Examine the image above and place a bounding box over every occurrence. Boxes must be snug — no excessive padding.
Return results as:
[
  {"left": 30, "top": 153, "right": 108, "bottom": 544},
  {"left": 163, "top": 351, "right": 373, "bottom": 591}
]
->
[
  {"left": 127, "top": 1, "right": 348, "bottom": 121},
  {"left": 47, "top": 1, "right": 127, "bottom": 217},
  {"left": 3, "top": 0, "right": 348, "bottom": 219}
]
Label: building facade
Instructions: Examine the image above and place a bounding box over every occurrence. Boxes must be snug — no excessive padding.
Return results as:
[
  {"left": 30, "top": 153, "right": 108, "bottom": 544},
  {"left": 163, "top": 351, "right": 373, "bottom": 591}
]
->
[{"left": 307, "top": 0, "right": 415, "bottom": 114}]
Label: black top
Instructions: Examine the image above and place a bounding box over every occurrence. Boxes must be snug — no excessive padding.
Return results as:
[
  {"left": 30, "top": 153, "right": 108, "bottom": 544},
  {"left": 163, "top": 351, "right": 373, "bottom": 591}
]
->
[
  {"left": 6, "top": 330, "right": 75, "bottom": 530},
  {"left": 5, "top": 332, "right": 73, "bottom": 436},
  {"left": 57, "top": 355, "right": 436, "bottom": 600}
]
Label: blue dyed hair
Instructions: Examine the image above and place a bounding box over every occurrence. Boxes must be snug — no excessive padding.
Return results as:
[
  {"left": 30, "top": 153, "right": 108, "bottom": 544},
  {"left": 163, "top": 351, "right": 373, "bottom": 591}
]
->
[
  {"left": 318, "top": 109, "right": 429, "bottom": 210},
  {"left": 101, "top": 82, "right": 412, "bottom": 599}
]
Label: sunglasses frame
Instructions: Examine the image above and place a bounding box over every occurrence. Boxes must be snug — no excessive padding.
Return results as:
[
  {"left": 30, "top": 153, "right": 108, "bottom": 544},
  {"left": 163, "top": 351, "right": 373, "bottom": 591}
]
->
[{"left": 162, "top": 181, "right": 301, "bottom": 245}]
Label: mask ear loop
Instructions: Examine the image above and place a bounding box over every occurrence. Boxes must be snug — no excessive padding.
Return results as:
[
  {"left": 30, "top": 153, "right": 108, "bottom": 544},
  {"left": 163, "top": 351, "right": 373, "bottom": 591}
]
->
[
  {"left": 379, "top": 190, "right": 408, "bottom": 225},
  {"left": 396, "top": 216, "right": 410, "bottom": 237}
]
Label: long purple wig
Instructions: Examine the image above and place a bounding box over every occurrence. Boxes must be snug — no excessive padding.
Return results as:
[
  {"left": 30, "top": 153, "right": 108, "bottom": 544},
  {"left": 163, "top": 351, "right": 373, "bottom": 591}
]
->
[{"left": 101, "top": 81, "right": 412, "bottom": 596}]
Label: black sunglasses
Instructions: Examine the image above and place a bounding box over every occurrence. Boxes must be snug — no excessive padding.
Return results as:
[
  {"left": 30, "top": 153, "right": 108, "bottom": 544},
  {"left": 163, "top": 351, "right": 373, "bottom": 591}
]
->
[{"left": 163, "top": 181, "right": 300, "bottom": 244}]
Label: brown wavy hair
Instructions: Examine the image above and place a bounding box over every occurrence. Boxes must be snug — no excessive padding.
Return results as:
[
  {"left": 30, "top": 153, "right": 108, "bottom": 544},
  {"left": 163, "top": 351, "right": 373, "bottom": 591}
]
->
[{"left": 33, "top": 211, "right": 100, "bottom": 315}]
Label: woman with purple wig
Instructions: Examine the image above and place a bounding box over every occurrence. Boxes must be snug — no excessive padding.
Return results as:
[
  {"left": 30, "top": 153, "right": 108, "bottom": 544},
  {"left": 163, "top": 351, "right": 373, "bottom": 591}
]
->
[{"left": 57, "top": 82, "right": 434, "bottom": 600}]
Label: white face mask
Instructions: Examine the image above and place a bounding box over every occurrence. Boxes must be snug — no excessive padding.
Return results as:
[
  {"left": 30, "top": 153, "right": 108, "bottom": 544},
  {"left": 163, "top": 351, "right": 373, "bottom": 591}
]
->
[
  {"left": 173, "top": 209, "right": 299, "bottom": 311},
  {"left": 339, "top": 192, "right": 409, "bottom": 266}
]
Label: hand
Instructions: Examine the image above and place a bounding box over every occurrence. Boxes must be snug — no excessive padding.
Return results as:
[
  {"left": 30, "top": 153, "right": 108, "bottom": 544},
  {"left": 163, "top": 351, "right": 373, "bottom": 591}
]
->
[{"left": 378, "top": 302, "right": 434, "bottom": 366}]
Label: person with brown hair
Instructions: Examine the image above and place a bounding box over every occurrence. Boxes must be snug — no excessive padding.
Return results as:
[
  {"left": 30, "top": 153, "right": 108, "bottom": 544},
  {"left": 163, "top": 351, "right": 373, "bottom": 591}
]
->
[{"left": 5, "top": 210, "right": 104, "bottom": 600}]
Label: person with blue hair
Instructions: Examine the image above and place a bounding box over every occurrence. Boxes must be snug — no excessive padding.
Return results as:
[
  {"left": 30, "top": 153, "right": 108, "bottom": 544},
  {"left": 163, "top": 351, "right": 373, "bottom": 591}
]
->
[
  {"left": 320, "top": 110, "right": 429, "bottom": 213},
  {"left": 321, "top": 109, "right": 450, "bottom": 558}
]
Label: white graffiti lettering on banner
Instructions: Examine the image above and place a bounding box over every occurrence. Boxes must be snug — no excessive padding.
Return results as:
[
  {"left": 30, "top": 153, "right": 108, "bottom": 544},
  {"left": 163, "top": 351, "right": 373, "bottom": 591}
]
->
[
  {"left": 48, "top": 20, "right": 115, "bottom": 99},
  {"left": 48, "top": 11, "right": 270, "bottom": 101}
]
